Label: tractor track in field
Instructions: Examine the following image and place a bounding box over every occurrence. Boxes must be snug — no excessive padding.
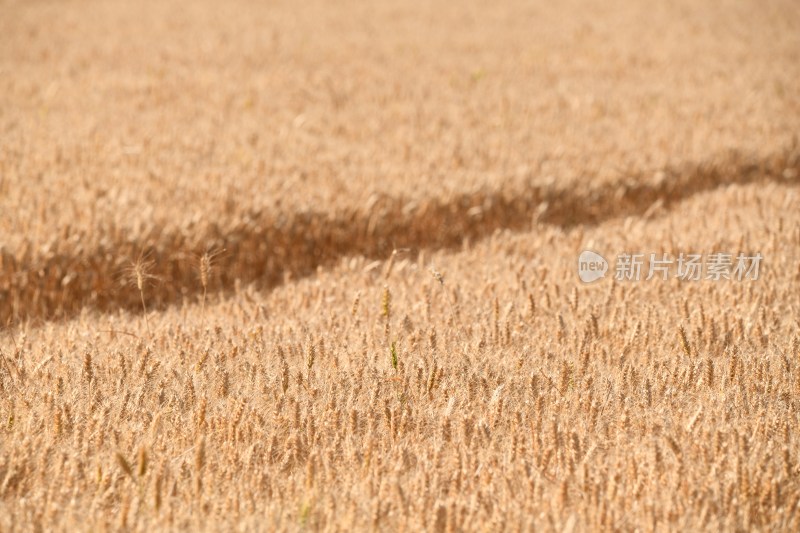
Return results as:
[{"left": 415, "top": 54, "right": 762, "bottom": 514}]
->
[{"left": 1, "top": 145, "right": 798, "bottom": 327}]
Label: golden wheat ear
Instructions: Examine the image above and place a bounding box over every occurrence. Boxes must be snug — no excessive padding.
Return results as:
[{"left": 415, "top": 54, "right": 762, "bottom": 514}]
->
[
  {"left": 125, "top": 251, "right": 157, "bottom": 339},
  {"left": 197, "top": 247, "right": 225, "bottom": 325}
]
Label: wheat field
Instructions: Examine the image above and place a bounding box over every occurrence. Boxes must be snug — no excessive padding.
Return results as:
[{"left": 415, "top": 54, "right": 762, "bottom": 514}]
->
[{"left": 2, "top": 0, "right": 800, "bottom": 531}]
